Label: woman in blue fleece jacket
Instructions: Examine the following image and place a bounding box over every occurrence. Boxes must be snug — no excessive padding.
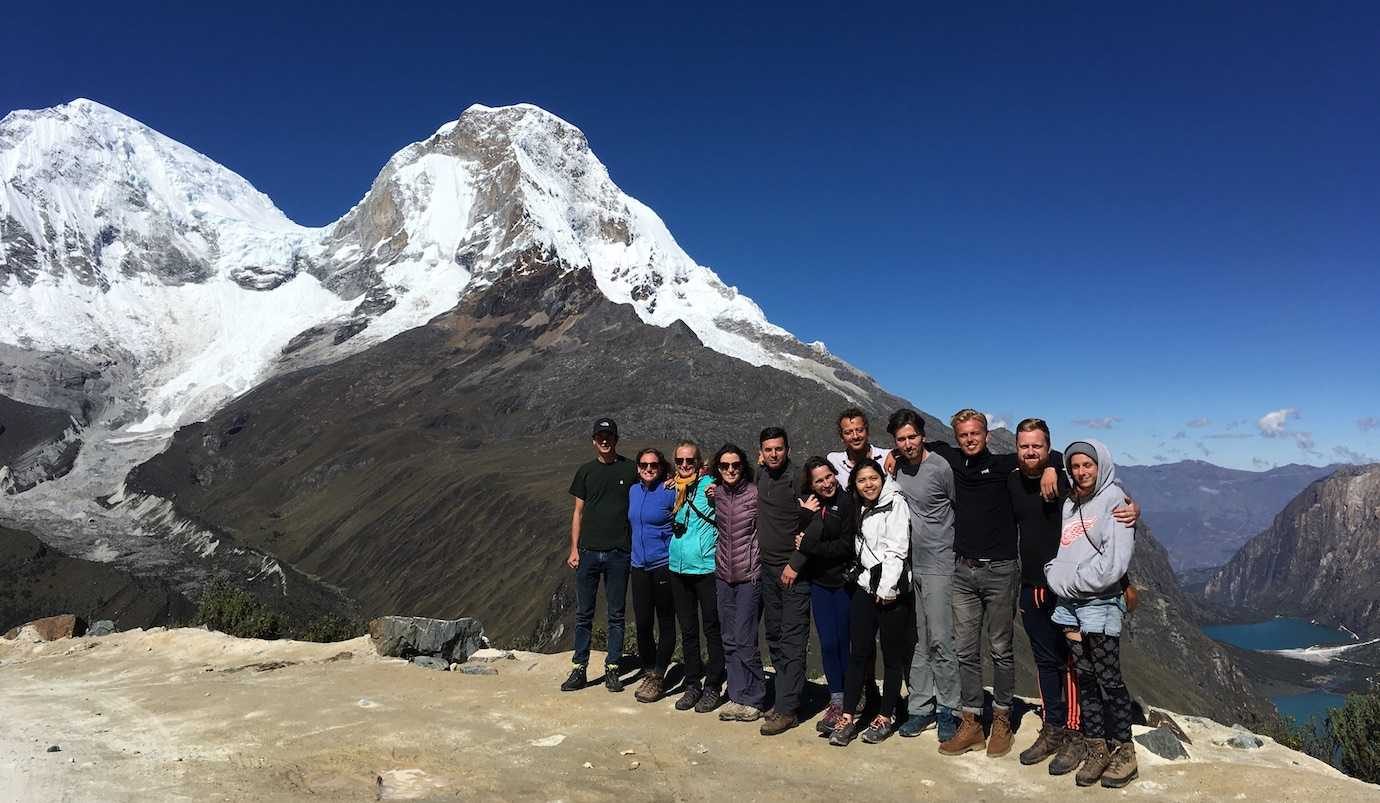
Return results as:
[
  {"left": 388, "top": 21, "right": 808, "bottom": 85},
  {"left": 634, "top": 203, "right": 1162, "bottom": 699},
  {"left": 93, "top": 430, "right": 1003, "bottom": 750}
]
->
[{"left": 629, "top": 447, "right": 677, "bottom": 703}]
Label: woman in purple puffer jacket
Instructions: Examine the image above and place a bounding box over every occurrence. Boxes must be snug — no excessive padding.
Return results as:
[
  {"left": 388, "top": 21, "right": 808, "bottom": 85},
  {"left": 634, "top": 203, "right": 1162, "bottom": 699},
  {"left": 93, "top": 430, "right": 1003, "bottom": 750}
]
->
[{"left": 711, "top": 443, "right": 767, "bottom": 722}]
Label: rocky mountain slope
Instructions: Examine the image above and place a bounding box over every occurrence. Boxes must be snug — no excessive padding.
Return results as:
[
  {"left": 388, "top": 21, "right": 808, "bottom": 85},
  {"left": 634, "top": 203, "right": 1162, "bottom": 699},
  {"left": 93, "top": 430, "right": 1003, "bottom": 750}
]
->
[
  {"left": 4, "top": 628, "right": 1373, "bottom": 802},
  {"left": 1204, "top": 464, "right": 1380, "bottom": 636},
  {"left": 1118, "top": 461, "right": 1338, "bottom": 571}
]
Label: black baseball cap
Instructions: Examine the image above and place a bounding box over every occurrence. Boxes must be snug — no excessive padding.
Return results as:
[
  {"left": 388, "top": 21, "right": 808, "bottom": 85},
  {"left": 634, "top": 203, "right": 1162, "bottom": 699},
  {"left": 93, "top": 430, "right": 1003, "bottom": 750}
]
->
[{"left": 592, "top": 417, "right": 618, "bottom": 439}]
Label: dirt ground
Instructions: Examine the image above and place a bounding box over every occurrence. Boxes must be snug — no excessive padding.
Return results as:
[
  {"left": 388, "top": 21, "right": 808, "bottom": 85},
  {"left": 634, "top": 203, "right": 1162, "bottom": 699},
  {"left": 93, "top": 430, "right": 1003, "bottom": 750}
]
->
[{"left": 1, "top": 627, "right": 1375, "bottom": 802}]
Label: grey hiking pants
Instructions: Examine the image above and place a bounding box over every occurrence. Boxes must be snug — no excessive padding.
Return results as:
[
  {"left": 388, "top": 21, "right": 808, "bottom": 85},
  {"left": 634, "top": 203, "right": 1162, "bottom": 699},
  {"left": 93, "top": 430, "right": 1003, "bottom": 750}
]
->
[{"left": 907, "top": 568, "right": 961, "bottom": 715}]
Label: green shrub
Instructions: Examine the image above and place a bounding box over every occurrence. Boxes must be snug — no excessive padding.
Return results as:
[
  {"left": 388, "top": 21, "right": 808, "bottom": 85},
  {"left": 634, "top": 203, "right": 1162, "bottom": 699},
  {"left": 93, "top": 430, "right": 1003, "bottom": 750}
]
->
[
  {"left": 299, "top": 614, "right": 364, "bottom": 643},
  {"left": 1333, "top": 693, "right": 1380, "bottom": 784},
  {"left": 194, "top": 579, "right": 284, "bottom": 639}
]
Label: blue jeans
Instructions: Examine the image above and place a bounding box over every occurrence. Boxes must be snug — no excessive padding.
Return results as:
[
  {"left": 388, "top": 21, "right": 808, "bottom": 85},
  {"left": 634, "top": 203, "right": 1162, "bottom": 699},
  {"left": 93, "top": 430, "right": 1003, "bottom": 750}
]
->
[
  {"left": 1052, "top": 594, "right": 1126, "bottom": 636},
  {"left": 811, "top": 584, "right": 852, "bottom": 696},
  {"left": 573, "top": 548, "right": 630, "bottom": 669}
]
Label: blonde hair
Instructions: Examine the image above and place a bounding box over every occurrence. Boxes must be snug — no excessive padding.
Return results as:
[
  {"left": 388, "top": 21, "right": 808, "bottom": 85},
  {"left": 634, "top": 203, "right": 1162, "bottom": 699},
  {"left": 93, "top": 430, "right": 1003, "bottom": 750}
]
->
[{"left": 950, "top": 408, "right": 988, "bottom": 431}]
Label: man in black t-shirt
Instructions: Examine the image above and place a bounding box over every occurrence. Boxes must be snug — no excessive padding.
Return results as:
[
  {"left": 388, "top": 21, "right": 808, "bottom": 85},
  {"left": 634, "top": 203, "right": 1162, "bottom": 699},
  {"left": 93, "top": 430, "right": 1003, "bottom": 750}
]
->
[{"left": 560, "top": 417, "right": 639, "bottom": 694}]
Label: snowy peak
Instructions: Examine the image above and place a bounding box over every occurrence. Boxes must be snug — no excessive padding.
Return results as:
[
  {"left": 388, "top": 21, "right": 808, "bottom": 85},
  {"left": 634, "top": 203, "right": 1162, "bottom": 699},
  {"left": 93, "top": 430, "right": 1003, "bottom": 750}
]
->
[
  {"left": 1, "top": 98, "right": 301, "bottom": 290},
  {"left": 1, "top": 98, "right": 877, "bottom": 433}
]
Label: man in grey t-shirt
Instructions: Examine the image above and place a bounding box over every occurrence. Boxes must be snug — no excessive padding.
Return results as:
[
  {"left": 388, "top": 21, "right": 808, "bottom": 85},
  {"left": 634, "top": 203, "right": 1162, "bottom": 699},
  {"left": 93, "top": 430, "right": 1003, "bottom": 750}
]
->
[{"left": 886, "top": 408, "right": 961, "bottom": 741}]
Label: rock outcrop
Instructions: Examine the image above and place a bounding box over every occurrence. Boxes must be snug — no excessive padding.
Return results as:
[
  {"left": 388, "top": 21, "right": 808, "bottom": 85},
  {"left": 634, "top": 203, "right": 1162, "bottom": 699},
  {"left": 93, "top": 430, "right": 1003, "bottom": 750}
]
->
[
  {"left": 1204, "top": 464, "right": 1380, "bottom": 636},
  {"left": 368, "top": 616, "right": 485, "bottom": 663}
]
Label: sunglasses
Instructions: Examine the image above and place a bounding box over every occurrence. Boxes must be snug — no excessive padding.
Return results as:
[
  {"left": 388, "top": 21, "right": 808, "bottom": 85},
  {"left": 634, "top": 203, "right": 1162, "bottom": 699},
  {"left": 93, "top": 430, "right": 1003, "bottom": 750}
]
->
[
  {"left": 637, "top": 461, "right": 660, "bottom": 469},
  {"left": 674, "top": 457, "right": 697, "bottom": 466},
  {"left": 718, "top": 461, "right": 743, "bottom": 471}
]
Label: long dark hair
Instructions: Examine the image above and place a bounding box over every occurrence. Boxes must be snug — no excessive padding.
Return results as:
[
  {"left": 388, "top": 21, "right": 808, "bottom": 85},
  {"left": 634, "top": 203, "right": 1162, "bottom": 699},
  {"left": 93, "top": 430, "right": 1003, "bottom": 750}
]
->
[
  {"left": 712, "top": 443, "right": 754, "bottom": 485},
  {"left": 799, "top": 455, "right": 837, "bottom": 497},
  {"left": 847, "top": 458, "right": 886, "bottom": 529},
  {"left": 634, "top": 447, "right": 670, "bottom": 485}
]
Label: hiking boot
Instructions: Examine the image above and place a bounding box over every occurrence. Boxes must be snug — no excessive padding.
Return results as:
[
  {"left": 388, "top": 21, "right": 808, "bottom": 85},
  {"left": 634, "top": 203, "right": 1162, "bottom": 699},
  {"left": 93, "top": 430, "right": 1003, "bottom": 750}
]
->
[
  {"left": 987, "top": 707, "right": 1014, "bottom": 758},
  {"left": 604, "top": 666, "right": 625, "bottom": 693},
  {"left": 675, "top": 682, "right": 702, "bottom": 711},
  {"left": 816, "top": 703, "right": 843, "bottom": 734},
  {"left": 861, "top": 714, "right": 897, "bottom": 744},
  {"left": 936, "top": 706, "right": 959, "bottom": 743},
  {"left": 560, "top": 665, "right": 587, "bottom": 692},
  {"left": 718, "top": 702, "right": 746, "bottom": 721},
  {"left": 1100, "top": 740, "right": 1139, "bottom": 788},
  {"left": 829, "top": 714, "right": 857, "bottom": 747},
  {"left": 898, "top": 710, "right": 936, "bottom": 737},
  {"left": 693, "top": 686, "right": 722, "bottom": 714},
  {"left": 938, "top": 711, "right": 986, "bottom": 755},
  {"left": 634, "top": 672, "right": 663, "bottom": 703},
  {"left": 1048, "top": 730, "right": 1087, "bottom": 776},
  {"left": 760, "top": 710, "right": 798, "bottom": 736},
  {"left": 1020, "top": 723, "right": 1066, "bottom": 766},
  {"left": 733, "top": 704, "right": 764, "bottom": 722},
  {"left": 1075, "top": 738, "right": 1113, "bottom": 787}
]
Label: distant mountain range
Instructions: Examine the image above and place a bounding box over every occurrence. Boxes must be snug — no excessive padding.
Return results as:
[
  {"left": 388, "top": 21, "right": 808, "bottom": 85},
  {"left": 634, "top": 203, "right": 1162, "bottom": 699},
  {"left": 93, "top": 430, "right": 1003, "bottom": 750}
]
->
[
  {"left": 1205, "top": 464, "right": 1380, "bottom": 638},
  {"left": 1117, "top": 460, "right": 1340, "bottom": 571}
]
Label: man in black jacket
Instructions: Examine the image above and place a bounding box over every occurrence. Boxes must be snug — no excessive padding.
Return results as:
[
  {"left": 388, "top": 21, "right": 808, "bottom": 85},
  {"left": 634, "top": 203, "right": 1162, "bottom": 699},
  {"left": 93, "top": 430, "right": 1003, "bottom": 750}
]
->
[{"left": 755, "top": 426, "right": 811, "bottom": 736}]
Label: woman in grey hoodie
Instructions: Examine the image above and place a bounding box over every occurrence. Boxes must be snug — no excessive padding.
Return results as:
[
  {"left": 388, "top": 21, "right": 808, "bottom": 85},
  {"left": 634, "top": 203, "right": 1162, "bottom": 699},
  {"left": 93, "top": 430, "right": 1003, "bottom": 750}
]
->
[{"left": 1044, "top": 439, "right": 1137, "bottom": 790}]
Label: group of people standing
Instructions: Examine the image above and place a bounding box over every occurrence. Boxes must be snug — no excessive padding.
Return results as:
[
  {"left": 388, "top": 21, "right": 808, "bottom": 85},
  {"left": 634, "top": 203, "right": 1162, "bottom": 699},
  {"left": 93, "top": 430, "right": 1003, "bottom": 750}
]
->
[{"left": 562, "top": 408, "right": 1142, "bottom": 789}]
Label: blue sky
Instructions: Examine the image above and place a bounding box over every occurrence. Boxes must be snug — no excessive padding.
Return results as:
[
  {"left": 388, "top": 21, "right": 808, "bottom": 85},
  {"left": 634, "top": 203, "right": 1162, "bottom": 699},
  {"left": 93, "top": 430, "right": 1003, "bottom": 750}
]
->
[{"left": 4, "top": 1, "right": 1378, "bottom": 469}]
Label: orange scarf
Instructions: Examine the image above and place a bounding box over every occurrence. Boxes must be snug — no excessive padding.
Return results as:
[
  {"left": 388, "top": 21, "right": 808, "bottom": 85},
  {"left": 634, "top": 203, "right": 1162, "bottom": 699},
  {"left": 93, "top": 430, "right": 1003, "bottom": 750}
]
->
[{"left": 673, "top": 474, "right": 697, "bottom": 512}]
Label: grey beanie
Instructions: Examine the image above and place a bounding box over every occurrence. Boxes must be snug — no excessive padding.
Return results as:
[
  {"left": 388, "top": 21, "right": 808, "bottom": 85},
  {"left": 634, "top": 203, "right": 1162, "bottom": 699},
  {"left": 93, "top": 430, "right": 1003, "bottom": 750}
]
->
[{"left": 1064, "top": 441, "right": 1098, "bottom": 469}]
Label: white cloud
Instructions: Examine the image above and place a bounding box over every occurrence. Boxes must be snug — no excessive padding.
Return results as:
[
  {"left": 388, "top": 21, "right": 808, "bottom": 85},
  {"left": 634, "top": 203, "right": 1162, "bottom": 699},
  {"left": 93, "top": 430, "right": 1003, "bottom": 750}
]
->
[
  {"left": 1257, "top": 407, "right": 1299, "bottom": 437},
  {"left": 983, "top": 411, "right": 1011, "bottom": 431},
  {"left": 1172, "top": 431, "right": 1187, "bottom": 440},
  {"left": 1358, "top": 417, "right": 1379, "bottom": 432},
  {"left": 1333, "top": 445, "right": 1372, "bottom": 464},
  {"left": 1196, "top": 442, "right": 1212, "bottom": 457},
  {"left": 1251, "top": 457, "right": 1272, "bottom": 469},
  {"left": 1072, "top": 416, "right": 1121, "bottom": 430},
  {"left": 1292, "top": 431, "right": 1320, "bottom": 457},
  {"left": 1186, "top": 417, "right": 1211, "bottom": 428}
]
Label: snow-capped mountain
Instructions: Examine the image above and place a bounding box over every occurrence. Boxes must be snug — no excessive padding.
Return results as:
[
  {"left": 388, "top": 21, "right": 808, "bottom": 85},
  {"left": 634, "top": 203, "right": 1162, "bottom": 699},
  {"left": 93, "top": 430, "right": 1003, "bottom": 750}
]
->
[{"left": 1, "top": 99, "right": 872, "bottom": 432}]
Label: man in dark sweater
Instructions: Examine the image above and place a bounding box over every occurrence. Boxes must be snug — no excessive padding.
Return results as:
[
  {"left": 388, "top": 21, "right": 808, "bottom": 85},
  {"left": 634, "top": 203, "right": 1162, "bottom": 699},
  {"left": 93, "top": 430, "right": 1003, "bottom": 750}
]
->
[
  {"left": 929, "top": 409, "right": 1060, "bottom": 758},
  {"left": 1009, "top": 418, "right": 1139, "bottom": 773},
  {"left": 561, "top": 417, "right": 638, "bottom": 694},
  {"left": 755, "top": 426, "right": 812, "bottom": 736}
]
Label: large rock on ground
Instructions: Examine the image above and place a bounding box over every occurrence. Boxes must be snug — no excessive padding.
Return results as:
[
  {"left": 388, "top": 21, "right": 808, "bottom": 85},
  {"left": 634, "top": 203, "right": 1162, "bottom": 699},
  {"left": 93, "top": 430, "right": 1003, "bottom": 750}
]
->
[
  {"left": 368, "top": 616, "right": 484, "bottom": 663},
  {"left": 3, "top": 614, "right": 86, "bottom": 641}
]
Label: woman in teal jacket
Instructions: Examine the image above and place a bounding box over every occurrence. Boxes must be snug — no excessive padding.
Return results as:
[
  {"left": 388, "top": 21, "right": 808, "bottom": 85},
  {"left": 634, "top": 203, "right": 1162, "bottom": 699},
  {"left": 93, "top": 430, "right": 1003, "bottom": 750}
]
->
[{"left": 668, "top": 439, "right": 724, "bottom": 713}]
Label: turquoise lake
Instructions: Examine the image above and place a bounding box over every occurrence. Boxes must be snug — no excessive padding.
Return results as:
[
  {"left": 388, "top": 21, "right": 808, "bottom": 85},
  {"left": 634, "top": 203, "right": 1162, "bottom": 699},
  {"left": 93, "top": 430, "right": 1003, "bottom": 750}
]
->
[{"left": 1202, "top": 617, "right": 1356, "bottom": 725}]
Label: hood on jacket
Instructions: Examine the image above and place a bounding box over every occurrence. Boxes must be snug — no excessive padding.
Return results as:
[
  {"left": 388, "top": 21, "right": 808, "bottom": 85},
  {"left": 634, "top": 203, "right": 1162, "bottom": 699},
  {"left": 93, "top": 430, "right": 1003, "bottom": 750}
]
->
[
  {"left": 858, "top": 478, "right": 902, "bottom": 515},
  {"left": 1064, "top": 438, "right": 1117, "bottom": 501}
]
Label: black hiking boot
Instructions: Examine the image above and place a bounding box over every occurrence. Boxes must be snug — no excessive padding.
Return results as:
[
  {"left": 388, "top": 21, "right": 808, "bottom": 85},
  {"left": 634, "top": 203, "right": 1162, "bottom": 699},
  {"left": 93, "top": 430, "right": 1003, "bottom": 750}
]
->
[
  {"left": 604, "top": 665, "right": 625, "bottom": 693},
  {"left": 560, "top": 665, "right": 587, "bottom": 692}
]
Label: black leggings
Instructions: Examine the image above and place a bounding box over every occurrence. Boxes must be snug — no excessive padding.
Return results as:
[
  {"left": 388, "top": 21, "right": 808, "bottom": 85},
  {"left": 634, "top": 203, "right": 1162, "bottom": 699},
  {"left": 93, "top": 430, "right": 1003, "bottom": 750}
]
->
[
  {"left": 630, "top": 565, "right": 677, "bottom": 674},
  {"left": 842, "top": 588, "right": 913, "bottom": 719},
  {"left": 671, "top": 571, "right": 724, "bottom": 688},
  {"left": 1069, "top": 633, "right": 1132, "bottom": 743}
]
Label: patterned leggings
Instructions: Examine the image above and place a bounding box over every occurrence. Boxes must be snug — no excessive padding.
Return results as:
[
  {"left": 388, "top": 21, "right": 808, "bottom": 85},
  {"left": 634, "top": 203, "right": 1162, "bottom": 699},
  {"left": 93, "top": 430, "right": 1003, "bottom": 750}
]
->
[{"left": 1067, "top": 633, "right": 1132, "bottom": 743}]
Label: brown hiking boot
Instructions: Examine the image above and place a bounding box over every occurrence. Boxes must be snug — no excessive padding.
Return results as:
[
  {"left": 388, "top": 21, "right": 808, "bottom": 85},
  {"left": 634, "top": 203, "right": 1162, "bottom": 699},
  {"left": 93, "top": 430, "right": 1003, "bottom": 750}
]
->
[
  {"left": 1020, "top": 723, "right": 1066, "bottom": 765},
  {"left": 986, "top": 707, "right": 1014, "bottom": 758},
  {"left": 759, "top": 710, "right": 798, "bottom": 736},
  {"left": 1075, "top": 738, "right": 1113, "bottom": 786},
  {"left": 634, "top": 673, "right": 663, "bottom": 703},
  {"left": 1100, "top": 740, "right": 1139, "bottom": 788},
  {"left": 1048, "top": 730, "right": 1086, "bottom": 776},
  {"left": 938, "top": 711, "right": 986, "bottom": 755}
]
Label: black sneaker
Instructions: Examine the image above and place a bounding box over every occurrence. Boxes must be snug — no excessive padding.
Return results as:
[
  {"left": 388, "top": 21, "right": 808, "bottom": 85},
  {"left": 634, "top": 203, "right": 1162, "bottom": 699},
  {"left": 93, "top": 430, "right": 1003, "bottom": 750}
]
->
[
  {"left": 560, "top": 665, "right": 587, "bottom": 692},
  {"left": 675, "top": 683, "right": 703, "bottom": 711},
  {"left": 604, "top": 665, "right": 625, "bottom": 693},
  {"left": 693, "top": 686, "right": 723, "bottom": 714}
]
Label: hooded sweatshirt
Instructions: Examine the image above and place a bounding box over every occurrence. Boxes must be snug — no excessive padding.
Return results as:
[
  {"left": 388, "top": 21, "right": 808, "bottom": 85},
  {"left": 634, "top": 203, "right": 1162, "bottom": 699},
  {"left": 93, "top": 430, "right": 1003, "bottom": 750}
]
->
[
  {"left": 1044, "top": 439, "right": 1135, "bottom": 600},
  {"left": 854, "top": 482, "right": 911, "bottom": 600}
]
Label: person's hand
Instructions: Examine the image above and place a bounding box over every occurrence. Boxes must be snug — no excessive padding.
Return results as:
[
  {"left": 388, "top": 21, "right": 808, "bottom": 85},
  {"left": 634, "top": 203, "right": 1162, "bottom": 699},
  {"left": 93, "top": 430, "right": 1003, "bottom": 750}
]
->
[
  {"left": 1113, "top": 497, "right": 1141, "bottom": 526},
  {"left": 1040, "top": 466, "right": 1059, "bottom": 501},
  {"left": 706, "top": 484, "right": 716, "bottom": 499},
  {"left": 799, "top": 495, "right": 821, "bottom": 513},
  {"left": 883, "top": 451, "right": 897, "bottom": 476},
  {"left": 664, "top": 476, "right": 676, "bottom": 489},
  {"left": 781, "top": 565, "right": 798, "bottom": 588},
  {"left": 757, "top": 449, "right": 766, "bottom": 466},
  {"left": 567, "top": 548, "right": 580, "bottom": 570},
  {"left": 794, "top": 532, "right": 804, "bottom": 549}
]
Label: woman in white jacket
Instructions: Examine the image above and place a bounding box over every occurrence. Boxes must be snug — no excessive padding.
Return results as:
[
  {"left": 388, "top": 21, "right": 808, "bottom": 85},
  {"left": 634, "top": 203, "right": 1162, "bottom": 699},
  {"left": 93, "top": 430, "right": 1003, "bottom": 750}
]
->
[{"left": 829, "top": 459, "right": 912, "bottom": 746}]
